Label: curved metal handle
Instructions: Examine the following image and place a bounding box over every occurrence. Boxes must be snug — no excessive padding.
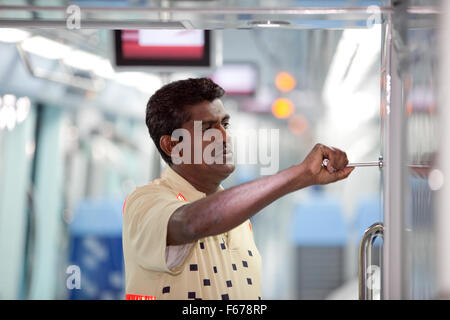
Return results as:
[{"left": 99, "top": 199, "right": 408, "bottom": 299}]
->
[{"left": 359, "top": 222, "right": 384, "bottom": 300}]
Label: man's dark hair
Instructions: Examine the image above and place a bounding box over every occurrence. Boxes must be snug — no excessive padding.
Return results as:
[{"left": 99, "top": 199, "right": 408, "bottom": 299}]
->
[{"left": 146, "top": 77, "right": 225, "bottom": 165}]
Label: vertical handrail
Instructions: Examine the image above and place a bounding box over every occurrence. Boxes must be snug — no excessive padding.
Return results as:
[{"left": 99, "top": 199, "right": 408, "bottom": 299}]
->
[{"left": 359, "top": 222, "right": 384, "bottom": 300}]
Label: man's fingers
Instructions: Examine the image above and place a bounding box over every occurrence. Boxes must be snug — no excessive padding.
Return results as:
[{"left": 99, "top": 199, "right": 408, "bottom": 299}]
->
[
  {"left": 315, "top": 144, "right": 351, "bottom": 181},
  {"left": 325, "top": 166, "right": 353, "bottom": 179},
  {"left": 335, "top": 166, "right": 354, "bottom": 180},
  {"left": 322, "top": 146, "right": 348, "bottom": 172},
  {"left": 333, "top": 148, "right": 349, "bottom": 169}
]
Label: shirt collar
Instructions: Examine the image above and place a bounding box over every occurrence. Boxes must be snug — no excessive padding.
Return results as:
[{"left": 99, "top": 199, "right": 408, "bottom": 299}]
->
[{"left": 163, "top": 166, "right": 224, "bottom": 201}]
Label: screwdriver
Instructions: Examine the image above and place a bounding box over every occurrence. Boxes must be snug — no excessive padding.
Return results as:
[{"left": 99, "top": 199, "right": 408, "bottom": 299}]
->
[{"left": 322, "top": 157, "right": 384, "bottom": 169}]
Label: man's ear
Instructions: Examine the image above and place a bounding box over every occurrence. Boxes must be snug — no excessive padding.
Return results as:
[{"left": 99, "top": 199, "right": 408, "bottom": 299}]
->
[{"left": 160, "top": 135, "right": 179, "bottom": 159}]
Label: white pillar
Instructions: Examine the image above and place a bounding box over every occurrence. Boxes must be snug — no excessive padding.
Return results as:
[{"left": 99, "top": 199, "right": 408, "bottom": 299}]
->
[{"left": 382, "top": 1, "right": 407, "bottom": 300}]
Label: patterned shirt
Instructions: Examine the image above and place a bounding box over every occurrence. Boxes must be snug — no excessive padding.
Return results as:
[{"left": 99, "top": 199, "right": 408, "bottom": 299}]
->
[{"left": 122, "top": 166, "right": 262, "bottom": 300}]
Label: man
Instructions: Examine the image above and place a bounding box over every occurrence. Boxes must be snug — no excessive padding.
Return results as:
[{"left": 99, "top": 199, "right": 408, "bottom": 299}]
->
[{"left": 122, "top": 78, "right": 354, "bottom": 300}]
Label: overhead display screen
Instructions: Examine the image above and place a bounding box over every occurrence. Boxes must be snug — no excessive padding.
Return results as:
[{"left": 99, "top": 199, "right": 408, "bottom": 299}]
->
[
  {"left": 114, "top": 30, "right": 211, "bottom": 67},
  {"left": 210, "top": 63, "right": 259, "bottom": 96}
]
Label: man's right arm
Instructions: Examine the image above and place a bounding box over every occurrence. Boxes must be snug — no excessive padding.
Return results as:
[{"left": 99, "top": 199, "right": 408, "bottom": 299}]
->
[{"left": 167, "top": 143, "right": 354, "bottom": 246}]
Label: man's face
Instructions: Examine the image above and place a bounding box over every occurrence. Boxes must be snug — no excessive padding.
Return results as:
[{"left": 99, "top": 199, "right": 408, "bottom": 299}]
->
[{"left": 177, "top": 98, "right": 235, "bottom": 179}]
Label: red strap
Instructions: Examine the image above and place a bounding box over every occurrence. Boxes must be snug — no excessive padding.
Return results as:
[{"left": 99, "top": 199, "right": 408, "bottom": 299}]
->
[
  {"left": 122, "top": 197, "right": 127, "bottom": 215},
  {"left": 125, "top": 294, "right": 156, "bottom": 300},
  {"left": 177, "top": 193, "right": 186, "bottom": 201}
]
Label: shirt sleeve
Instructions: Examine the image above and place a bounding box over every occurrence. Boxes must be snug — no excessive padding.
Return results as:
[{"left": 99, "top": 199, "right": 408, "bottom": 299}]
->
[
  {"left": 123, "top": 187, "right": 193, "bottom": 274},
  {"left": 166, "top": 243, "right": 194, "bottom": 269}
]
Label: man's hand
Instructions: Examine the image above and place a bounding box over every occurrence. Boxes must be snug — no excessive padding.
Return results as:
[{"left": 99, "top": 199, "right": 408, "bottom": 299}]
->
[{"left": 300, "top": 143, "right": 354, "bottom": 186}]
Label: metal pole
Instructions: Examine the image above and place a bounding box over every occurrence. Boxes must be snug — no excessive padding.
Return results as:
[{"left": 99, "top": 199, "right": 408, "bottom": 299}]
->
[
  {"left": 0, "top": 5, "right": 438, "bottom": 15},
  {"left": 0, "top": 5, "right": 395, "bottom": 15},
  {"left": 0, "top": 19, "right": 187, "bottom": 29},
  {"left": 382, "top": 0, "right": 407, "bottom": 300}
]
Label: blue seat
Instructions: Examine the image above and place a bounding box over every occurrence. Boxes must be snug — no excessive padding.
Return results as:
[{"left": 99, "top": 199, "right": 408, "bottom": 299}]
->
[
  {"left": 70, "top": 197, "right": 124, "bottom": 237},
  {"left": 67, "top": 197, "right": 125, "bottom": 300},
  {"left": 353, "top": 195, "right": 382, "bottom": 243}
]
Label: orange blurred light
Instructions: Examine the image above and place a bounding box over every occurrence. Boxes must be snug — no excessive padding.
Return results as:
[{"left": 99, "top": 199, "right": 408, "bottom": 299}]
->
[
  {"left": 275, "top": 72, "right": 296, "bottom": 92},
  {"left": 272, "top": 98, "right": 294, "bottom": 119},
  {"left": 429, "top": 102, "right": 434, "bottom": 115},
  {"left": 406, "top": 100, "right": 413, "bottom": 116},
  {"left": 288, "top": 114, "right": 308, "bottom": 135}
]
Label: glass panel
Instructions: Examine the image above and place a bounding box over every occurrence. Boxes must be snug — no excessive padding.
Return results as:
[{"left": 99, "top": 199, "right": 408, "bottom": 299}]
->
[
  {"left": 380, "top": 0, "right": 440, "bottom": 299},
  {"left": 403, "top": 12, "right": 439, "bottom": 299}
]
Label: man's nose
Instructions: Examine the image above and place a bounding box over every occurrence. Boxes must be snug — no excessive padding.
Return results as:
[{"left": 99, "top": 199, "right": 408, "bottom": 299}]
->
[
  {"left": 213, "top": 124, "right": 232, "bottom": 149},
  {"left": 215, "top": 124, "right": 228, "bottom": 143}
]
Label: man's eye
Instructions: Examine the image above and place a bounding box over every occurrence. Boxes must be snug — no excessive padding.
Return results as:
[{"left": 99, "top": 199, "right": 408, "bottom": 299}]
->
[{"left": 223, "top": 122, "right": 230, "bottom": 129}]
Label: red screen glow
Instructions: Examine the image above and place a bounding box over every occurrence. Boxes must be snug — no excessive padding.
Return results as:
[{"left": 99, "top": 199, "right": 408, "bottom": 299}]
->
[{"left": 121, "top": 30, "right": 205, "bottom": 60}]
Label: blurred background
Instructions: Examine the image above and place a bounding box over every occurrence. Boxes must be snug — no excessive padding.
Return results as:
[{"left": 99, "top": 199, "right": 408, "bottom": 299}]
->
[{"left": 0, "top": 0, "right": 443, "bottom": 300}]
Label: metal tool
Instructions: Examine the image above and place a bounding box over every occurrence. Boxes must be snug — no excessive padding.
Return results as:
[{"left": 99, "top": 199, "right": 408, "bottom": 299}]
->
[{"left": 322, "top": 156, "right": 384, "bottom": 169}]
